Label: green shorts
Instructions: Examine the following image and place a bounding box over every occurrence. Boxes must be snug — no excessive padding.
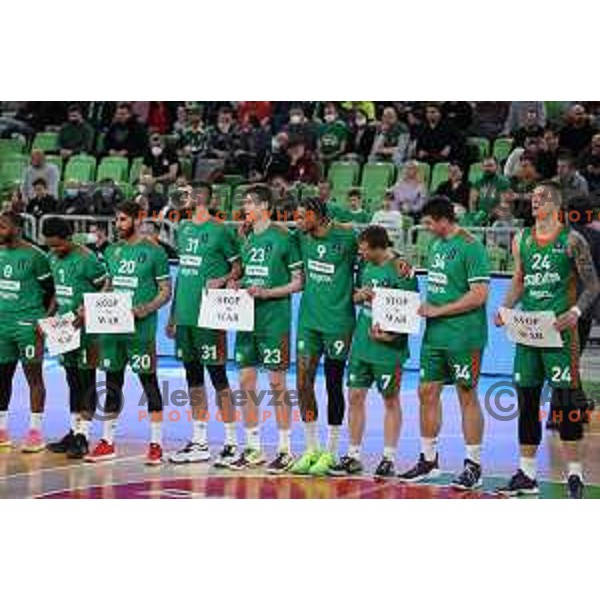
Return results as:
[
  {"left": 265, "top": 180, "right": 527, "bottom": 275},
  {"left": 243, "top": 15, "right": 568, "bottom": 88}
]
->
[
  {"left": 175, "top": 325, "right": 227, "bottom": 365},
  {"left": 420, "top": 343, "right": 483, "bottom": 389},
  {"left": 514, "top": 327, "right": 579, "bottom": 389},
  {"left": 347, "top": 357, "right": 403, "bottom": 396},
  {"left": 99, "top": 318, "right": 156, "bottom": 374},
  {"left": 0, "top": 320, "right": 44, "bottom": 365},
  {"left": 296, "top": 325, "right": 353, "bottom": 361},
  {"left": 235, "top": 331, "right": 290, "bottom": 371},
  {"left": 59, "top": 333, "right": 99, "bottom": 370}
]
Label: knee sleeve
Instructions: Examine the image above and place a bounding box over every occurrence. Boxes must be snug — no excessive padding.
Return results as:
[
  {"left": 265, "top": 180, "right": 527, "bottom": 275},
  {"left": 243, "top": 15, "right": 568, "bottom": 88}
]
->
[
  {"left": 517, "top": 386, "right": 542, "bottom": 446},
  {"left": 79, "top": 369, "right": 97, "bottom": 416},
  {"left": 184, "top": 362, "right": 204, "bottom": 388},
  {"left": 138, "top": 373, "right": 163, "bottom": 413},
  {"left": 105, "top": 370, "right": 125, "bottom": 414},
  {"left": 65, "top": 366, "right": 81, "bottom": 414},
  {"left": 0, "top": 362, "right": 17, "bottom": 412},
  {"left": 324, "top": 357, "right": 345, "bottom": 427},
  {"left": 207, "top": 365, "right": 229, "bottom": 393},
  {"left": 555, "top": 388, "right": 584, "bottom": 442}
]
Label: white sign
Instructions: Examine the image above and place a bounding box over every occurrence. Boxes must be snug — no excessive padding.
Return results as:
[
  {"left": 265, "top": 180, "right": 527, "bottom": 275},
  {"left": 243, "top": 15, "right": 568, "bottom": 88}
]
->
[
  {"left": 198, "top": 289, "right": 255, "bottom": 332},
  {"left": 499, "top": 307, "right": 564, "bottom": 348},
  {"left": 84, "top": 292, "right": 135, "bottom": 334},
  {"left": 38, "top": 313, "right": 81, "bottom": 356},
  {"left": 372, "top": 289, "right": 421, "bottom": 334}
]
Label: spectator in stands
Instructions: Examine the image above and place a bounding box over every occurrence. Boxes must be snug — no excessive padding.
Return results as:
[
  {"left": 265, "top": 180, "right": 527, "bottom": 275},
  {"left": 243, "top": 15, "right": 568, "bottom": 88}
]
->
[
  {"left": 472, "top": 102, "right": 510, "bottom": 140},
  {"left": 435, "top": 162, "right": 470, "bottom": 210},
  {"left": 504, "top": 135, "right": 541, "bottom": 178},
  {"left": 104, "top": 102, "right": 149, "bottom": 158},
  {"left": 503, "top": 154, "right": 540, "bottom": 225},
  {"left": 341, "top": 102, "right": 376, "bottom": 122},
  {"left": 135, "top": 173, "right": 168, "bottom": 213},
  {"left": 88, "top": 222, "right": 110, "bottom": 257},
  {"left": 371, "top": 190, "right": 404, "bottom": 245},
  {"left": 582, "top": 156, "right": 600, "bottom": 194},
  {"left": 415, "top": 103, "right": 460, "bottom": 165},
  {"left": 346, "top": 108, "right": 376, "bottom": 163},
  {"left": 237, "top": 102, "right": 272, "bottom": 128},
  {"left": 330, "top": 188, "right": 370, "bottom": 224},
  {"left": 57, "top": 104, "right": 94, "bottom": 158},
  {"left": 26, "top": 178, "right": 57, "bottom": 219},
  {"left": 269, "top": 175, "right": 297, "bottom": 219},
  {"left": 577, "top": 132, "right": 600, "bottom": 170},
  {"left": 317, "top": 102, "right": 349, "bottom": 167},
  {"left": 370, "top": 106, "right": 409, "bottom": 163},
  {"left": 554, "top": 153, "right": 589, "bottom": 202},
  {"left": 503, "top": 101, "right": 546, "bottom": 134},
  {"left": 177, "top": 107, "right": 209, "bottom": 175},
  {"left": 146, "top": 102, "right": 174, "bottom": 135},
  {"left": 21, "top": 149, "right": 60, "bottom": 199},
  {"left": 140, "top": 220, "right": 177, "bottom": 259},
  {"left": 390, "top": 160, "right": 427, "bottom": 217},
  {"left": 512, "top": 108, "right": 545, "bottom": 149},
  {"left": 284, "top": 105, "right": 317, "bottom": 150},
  {"left": 207, "top": 106, "right": 241, "bottom": 174},
  {"left": 142, "top": 134, "right": 179, "bottom": 185},
  {"left": 469, "top": 157, "right": 511, "bottom": 221},
  {"left": 559, "top": 104, "right": 597, "bottom": 158},
  {"left": 261, "top": 131, "right": 290, "bottom": 180},
  {"left": 535, "top": 127, "right": 561, "bottom": 179},
  {"left": 8, "top": 187, "right": 26, "bottom": 213},
  {"left": 318, "top": 179, "right": 337, "bottom": 205},
  {"left": 16, "top": 102, "right": 68, "bottom": 132},
  {"left": 442, "top": 102, "right": 473, "bottom": 132},
  {"left": 172, "top": 105, "right": 189, "bottom": 137},
  {"left": 57, "top": 179, "right": 91, "bottom": 215},
  {"left": 286, "top": 140, "right": 319, "bottom": 184}
]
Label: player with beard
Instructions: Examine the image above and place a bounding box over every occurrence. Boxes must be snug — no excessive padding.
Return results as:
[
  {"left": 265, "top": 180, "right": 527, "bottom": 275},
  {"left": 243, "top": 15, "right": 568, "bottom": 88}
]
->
[{"left": 86, "top": 201, "right": 171, "bottom": 465}]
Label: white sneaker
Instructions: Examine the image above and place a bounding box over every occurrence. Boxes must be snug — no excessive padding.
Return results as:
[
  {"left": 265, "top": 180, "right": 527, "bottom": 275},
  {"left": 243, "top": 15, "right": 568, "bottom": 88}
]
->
[{"left": 169, "top": 441, "right": 210, "bottom": 464}]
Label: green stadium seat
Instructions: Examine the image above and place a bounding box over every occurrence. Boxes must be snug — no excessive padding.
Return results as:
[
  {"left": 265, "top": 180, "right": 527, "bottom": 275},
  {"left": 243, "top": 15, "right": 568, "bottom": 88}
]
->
[
  {"left": 45, "top": 155, "right": 64, "bottom": 176},
  {"left": 32, "top": 132, "right": 59, "bottom": 153},
  {"left": 361, "top": 162, "right": 395, "bottom": 189},
  {"left": 468, "top": 162, "right": 484, "bottom": 185},
  {"left": 328, "top": 161, "right": 359, "bottom": 191},
  {"left": 0, "top": 138, "right": 26, "bottom": 156},
  {"left": 232, "top": 184, "right": 253, "bottom": 211},
  {"left": 95, "top": 132, "right": 105, "bottom": 154},
  {"left": 129, "top": 157, "right": 145, "bottom": 184},
  {"left": 96, "top": 157, "right": 128, "bottom": 183},
  {"left": 397, "top": 161, "right": 431, "bottom": 188},
  {"left": 493, "top": 138, "right": 513, "bottom": 164},
  {"left": 64, "top": 155, "right": 96, "bottom": 183},
  {"left": 179, "top": 157, "right": 193, "bottom": 180},
  {"left": 300, "top": 184, "right": 319, "bottom": 201},
  {"left": 429, "top": 162, "right": 450, "bottom": 193},
  {"left": 0, "top": 155, "right": 27, "bottom": 185},
  {"left": 487, "top": 245, "right": 508, "bottom": 272},
  {"left": 222, "top": 174, "right": 245, "bottom": 188},
  {"left": 467, "top": 137, "right": 490, "bottom": 160},
  {"left": 211, "top": 183, "right": 232, "bottom": 213}
]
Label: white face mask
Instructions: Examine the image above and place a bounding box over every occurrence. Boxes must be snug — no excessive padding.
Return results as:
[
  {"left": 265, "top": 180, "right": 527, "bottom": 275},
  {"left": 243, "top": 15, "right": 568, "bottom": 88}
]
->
[
  {"left": 324, "top": 113, "right": 336, "bottom": 124},
  {"left": 356, "top": 117, "right": 367, "bottom": 127},
  {"left": 271, "top": 139, "right": 280, "bottom": 152},
  {"left": 290, "top": 115, "right": 302, "bottom": 125},
  {"left": 151, "top": 146, "right": 162, "bottom": 157},
  {"left": 85, "top": 233, "right": 98, "bottom": 244}
]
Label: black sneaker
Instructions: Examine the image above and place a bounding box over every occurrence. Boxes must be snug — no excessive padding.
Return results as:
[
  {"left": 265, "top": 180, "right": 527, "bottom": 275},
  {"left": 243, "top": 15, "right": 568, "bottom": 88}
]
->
[
  {"left": 329, "top": 455, "right": 363, "bottom": 477},
  {"left": 46, "top": 430, "right": 76, "bottom": 454},
  {"left": 66, "top": 433, "right": 89, "bottom": 459},
  {"left": 451, "top": 459, "right": 482, "bottom": 490},
  {"left": 567, "top": 474, "right": 584, "bottom": 499},
  {"left": 266, "top": 452, "right": 294, "bottom": 474},
  {"left": 374, "top": 457, "right": 395, "bottom": 479},
  {"left": 228, "top": 448, "right": 266, "bottom": 471},
  {"left": 213, "top": 444, "right": 237, "bottom": 469},
  {"left": 397, "top": 453, "right": 440, "bottom": 482},
  {"left": 496, "top": 469, "right": 539, "bottom": 496}
]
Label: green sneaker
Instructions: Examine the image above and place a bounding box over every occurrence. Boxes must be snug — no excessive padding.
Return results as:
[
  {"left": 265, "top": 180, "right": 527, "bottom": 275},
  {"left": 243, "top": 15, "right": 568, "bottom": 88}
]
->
[
  {"left": 290, "top": 450, "right": 322, "bottom": 475},
  {"left": 309, "top": 451, "right": 336, "bottom": 477}
]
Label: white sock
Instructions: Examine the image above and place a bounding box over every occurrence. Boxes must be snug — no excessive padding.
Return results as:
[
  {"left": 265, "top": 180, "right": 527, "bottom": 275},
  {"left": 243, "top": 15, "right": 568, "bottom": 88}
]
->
[
  {"left": 103, "top": 419, "right": 117, "bottom": 444},
  {"left": 348, "top": 444, "right": 361, "bottom": 459},
  {"left": 383, "top": 446, "right": 395, "bottom": 460},
  {"left": 30, "top": 413, "right": 43, "bottom": 432},
  {"left": 0, "top": 411, "right": 8, "bottom": 430},
  {"left": 278, "top": 428, "right": 291, "bottom": 453},
  {"left": 192, "top": 419, "right": 208, "bottom": 446},
  {"left": 150, "top": 421, "right": 162, "bottom": 445},
  {"left": 224, "top": 422, "right": 237, "bottom": 446},
  {"left": 327, "top": 426, "right": 341, "bottom": 454},
  {"left": 304, "top": 421, "right": 319, "bottom": 451},
  {"left": 568, "top": 461, "right": 583, "bottom": 478},
  {"left": 421, "top": 437, "right": 438, "bottom": 462},
  {"left": 79, "top": 419, "right": 91, "bottom": 440},
  {"left": 70, "top": 413, "right": 79, "bottom": 433},
  {"left": 246, "top": 426, "right": 261, "bottom": 451},
  {"left": 520, "top": 456, "right": 537, "bottom": 480},
  {"left": 466, "top": 445, "right": 481, "bottom": 465}
]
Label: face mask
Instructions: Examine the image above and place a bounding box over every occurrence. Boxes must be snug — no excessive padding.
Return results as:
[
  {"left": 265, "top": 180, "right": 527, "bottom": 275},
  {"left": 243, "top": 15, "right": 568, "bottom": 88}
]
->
[
  {"left": 324, "top": 114, "right": 336, "bottom": 124},
  {"left": 271, "top": 139, "right": 280, "bottom": 152},
  {"left": 151, "top": 146, "right": 162, "bottom": 157},
  {"left": 84, "top": 233, "right": 98, "bottom": 244},
  {"left": 290, "top": 115, "right": 302, "bottom": 125},
  {"left": 356, "top": 117, "right": 367, "bottom": 127},
  {"left": 64, "top": 189, "right": 79, "bottom": 199}
]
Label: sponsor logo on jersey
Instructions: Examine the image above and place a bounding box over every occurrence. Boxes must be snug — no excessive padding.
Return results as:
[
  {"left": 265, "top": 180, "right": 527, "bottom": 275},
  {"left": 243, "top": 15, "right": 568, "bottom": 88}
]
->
[
  {"left": 308, "top": 259, "right": 335, "bottom": 275},
  {"left": 0, "top": 279, "right": 20, "bottom": 291},
  {"left": 112, "top": 275, "right": 139, "bottom": 289},
  {"left": 246, "top": 265, "right": 269, "bottom": 277},
  {"left": 180, "top": 255, "right": 203, "bottom": 268},
  {"left": 524, "top": 271, "right": 561, "bottom": 287},
  {"left": 428, "top": 271, "right": 448, "bottom": 286},
  {"left": 55, "top": 285, "right": 74, "bottom": 297}
]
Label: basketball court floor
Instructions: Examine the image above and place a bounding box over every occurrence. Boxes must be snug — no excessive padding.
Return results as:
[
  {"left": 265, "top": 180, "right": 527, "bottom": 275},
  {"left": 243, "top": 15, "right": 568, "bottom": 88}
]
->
[{"left": 1, "top": 351, "right": 599, "bottom": 500}]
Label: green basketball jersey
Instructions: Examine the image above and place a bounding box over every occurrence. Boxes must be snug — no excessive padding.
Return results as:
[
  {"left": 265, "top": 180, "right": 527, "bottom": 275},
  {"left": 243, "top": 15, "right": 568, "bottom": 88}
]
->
[
  {"left": 352, "top": 256, "right": 418, "bottom": 365},
  {"left": 297, "top": 223, "right": 357, "bottom": 334},
  {"left": 49, "top": 245, "right": 108, "bottom": 316},
  {"left": 519, "top": 227, "right": 576, "bottom": 314},
  {"left": 241, "top": 223, "right": 301, "bottom": 336},
  {"left": 424, "top": 228, "right": 490, "bottom": 351},
  {"left": 0, "top": 241, "right": 51, "bottom": 323},
  {"left": 173, "top": 219, "right": 240, "bottom": 326},
  {"left": 104, "top": 238, "right": 170, "bottom": 328}
]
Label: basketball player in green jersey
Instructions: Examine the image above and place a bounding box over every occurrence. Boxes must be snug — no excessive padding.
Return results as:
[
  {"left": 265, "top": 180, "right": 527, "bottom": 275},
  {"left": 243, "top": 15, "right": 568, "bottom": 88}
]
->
[
  {"left": 167, "top": 186, "right": 241, "bottom": 467},
  {"left": 227, "top": 185, "right": 303, "bottom": 472},
  {"left": 496, "top": 182, "right": 600, "bottom": 498},
  {"left": 291, "top": 196, "right": 358, "bottom": 476},
  {"left": 399, "top": 197, "right": 490, "bottom": 490},
  {"left": 0, "top": 211, "right": 54, "bottom": 453},
  {"left": 86, "top": 201, "right": 171, "bottom": 466},
  {"left": 330, "top": 226, "right": 417, "bottom": 478},
  {"left": 43, "top": 217, "right": 108, "bottom": 459}
]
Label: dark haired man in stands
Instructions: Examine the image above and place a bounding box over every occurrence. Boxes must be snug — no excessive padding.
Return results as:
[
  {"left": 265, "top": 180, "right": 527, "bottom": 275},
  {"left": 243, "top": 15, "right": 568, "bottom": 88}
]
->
[
  {"left": 104, "top": 102, "right": 149, "bottom": 158},
  {"left": 58, "top": 104, "right": 95, "bottom": 158}
]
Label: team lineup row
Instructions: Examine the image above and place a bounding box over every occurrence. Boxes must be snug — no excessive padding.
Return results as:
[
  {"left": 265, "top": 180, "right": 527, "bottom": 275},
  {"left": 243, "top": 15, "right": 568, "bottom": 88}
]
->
[{"left": 0, "top": 181, "right": 598, "bottom": 497}]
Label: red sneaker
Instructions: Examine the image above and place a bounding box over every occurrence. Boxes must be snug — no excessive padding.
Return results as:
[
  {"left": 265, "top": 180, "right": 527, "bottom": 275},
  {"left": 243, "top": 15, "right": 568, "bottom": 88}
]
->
[
  {"left": 145, "top": 443, "right": 163, "bottom": 466},
  {"left": 85, "top": 439, "right": 116, "bottom": 462}
]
